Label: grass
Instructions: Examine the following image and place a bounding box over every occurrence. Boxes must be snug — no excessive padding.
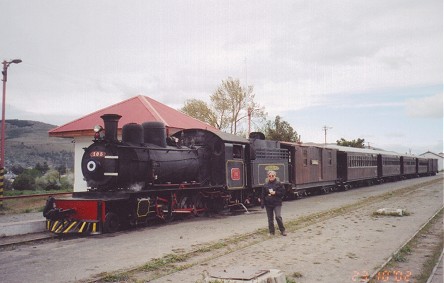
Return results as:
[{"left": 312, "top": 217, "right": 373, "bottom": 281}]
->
[
  {"left": 392, "top": 245, "right": 412, "bottom": 262},
  {"left": 141, "top": 254, "right": 188, "bottom": 271},
  {"left": 102, "top": 273, "right": 130, "bottom": 282}
]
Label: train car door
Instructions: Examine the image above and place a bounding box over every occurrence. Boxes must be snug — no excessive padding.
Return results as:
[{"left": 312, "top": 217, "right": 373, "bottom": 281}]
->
[
  {"left": 318, "top": 148, "right": 323, "bottom": 181},
  {"left": 226, "top": 144, "right": 245, "bottom": 189}
]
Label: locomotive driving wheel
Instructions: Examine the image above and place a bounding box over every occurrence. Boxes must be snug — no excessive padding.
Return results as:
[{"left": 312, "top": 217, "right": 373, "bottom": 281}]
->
[
  {"left": 103, "top": 212, "right": 120, "bottom": 233},
  {"left": 175, "top": 192, "right": 206, "bottom": 217},
  {"left": 192, "top": 194, "right": 206, "bottom": 215},
  {"left": 156, "top": 196, "right": 173, "bottom": 223}
]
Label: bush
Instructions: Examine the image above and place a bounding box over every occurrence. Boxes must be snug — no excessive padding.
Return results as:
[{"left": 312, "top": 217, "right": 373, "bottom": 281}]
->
[
  {"left": 12, "top": 168, "right": 42, "bottom": 191},
  {"left": 60, "top": 173, "right": 74, "bottom": 191},
  {"left": 11, "top": 167, "right": 74, "bottom": 192},
  {"left": 36, "top": 169, "right": 61, "bottom": 191},
  {"left": 13, "top": 173, "right": 36, "bottom": 191}
]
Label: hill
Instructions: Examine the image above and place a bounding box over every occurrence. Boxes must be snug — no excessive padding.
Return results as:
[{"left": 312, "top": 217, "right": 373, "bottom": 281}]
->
[{"left": 3, "top": 119, "right": 74, "bottom": 169}]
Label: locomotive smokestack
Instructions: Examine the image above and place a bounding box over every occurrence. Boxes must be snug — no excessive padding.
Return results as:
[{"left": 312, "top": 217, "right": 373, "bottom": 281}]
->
[{"left": 101, "top": 114, "right": 122, "bottom": 141}]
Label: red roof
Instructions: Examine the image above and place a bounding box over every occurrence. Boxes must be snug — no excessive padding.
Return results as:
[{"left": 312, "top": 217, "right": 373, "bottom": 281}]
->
[{"left": 49, "top": 95, "right": 218, "bottom": 137}]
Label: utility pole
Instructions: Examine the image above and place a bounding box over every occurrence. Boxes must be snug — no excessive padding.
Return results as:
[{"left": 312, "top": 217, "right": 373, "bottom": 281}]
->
[
  {"left": 244, "top": 57, "right": 252, "bottom": 138},
  {"left": 1, "top": 59, "right": 22, "bottom": 207},
  {"left": 322, "top": 125, "right": 332, "bottom": 145}
]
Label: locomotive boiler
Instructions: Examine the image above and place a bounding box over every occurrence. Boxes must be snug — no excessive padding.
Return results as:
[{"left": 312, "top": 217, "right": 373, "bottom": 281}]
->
[{"left": 82, "top": 114, "right": 200, "bottom": 190}]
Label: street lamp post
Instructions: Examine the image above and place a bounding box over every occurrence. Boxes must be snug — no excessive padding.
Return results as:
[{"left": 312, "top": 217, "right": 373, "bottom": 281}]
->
[{"left": 1, "top": 59, "right": 22, "bottom": 206}]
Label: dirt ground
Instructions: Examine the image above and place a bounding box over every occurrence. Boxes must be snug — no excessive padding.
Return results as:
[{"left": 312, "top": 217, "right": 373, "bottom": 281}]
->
[
  {"left": 143, "top": 176, "right": 443, "bottom": 283},
  {"left": 369, "top": 210, "right": 443, "bottom": 283},
  {"left": 0, "top": 175, "right": 442, "bottom": 283}
]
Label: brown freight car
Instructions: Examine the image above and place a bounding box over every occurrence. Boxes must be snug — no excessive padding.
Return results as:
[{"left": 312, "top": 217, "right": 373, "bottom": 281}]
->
[
  {"left": 401, "top": 155, "right": 417, "bottom": 178},
  {"left": 280, "top": 142, "right": 338, "bottom": 197}
]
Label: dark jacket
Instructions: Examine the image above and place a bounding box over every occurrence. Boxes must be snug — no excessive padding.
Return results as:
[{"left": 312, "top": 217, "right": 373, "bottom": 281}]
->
[{"left": 261, "top": 179, "right": 285, "bottom": 208}]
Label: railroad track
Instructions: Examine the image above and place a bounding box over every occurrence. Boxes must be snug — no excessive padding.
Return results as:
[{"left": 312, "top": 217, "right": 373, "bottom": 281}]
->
[
  {"left": 0, "top": 191, "right": 72, "bottom": 201},
  {"left": 0, "top": 232, "right": 54, "bottom": 248}
]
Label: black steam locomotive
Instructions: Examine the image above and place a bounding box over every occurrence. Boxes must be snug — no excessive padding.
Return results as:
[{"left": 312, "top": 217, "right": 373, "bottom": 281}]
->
[{"left": 44, "top": 114, "right": 438, "bottom": 235}]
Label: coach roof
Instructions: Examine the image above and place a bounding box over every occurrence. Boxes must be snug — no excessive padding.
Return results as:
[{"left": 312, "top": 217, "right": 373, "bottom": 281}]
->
[
  {"left": 325, "top": 144, "right": 401, "bottom": 156},
  {"left": 174, "top": 128, "right": 249, "bottom": 145}
]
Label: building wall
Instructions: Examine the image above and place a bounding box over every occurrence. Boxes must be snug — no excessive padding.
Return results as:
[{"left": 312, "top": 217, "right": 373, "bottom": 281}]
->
[{"left": 73, "top": 137, "right": 90, "bottom": 192}]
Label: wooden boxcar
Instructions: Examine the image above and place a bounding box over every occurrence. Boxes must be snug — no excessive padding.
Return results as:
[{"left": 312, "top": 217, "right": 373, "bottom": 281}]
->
[
  {"left": 378, "top": 152, "right": 401, "bottom": 181},
  {"left": 429, "top": 158, "right": 439, "bottom": 175},
  {"left": 417, "top": 157, "right": 430, "bottom": 176},
  {"left": 401, "top": 155, "right": 417, "bottom": 178},
  {"left": 281, "top": 143, "right": 337, "bottom": 195}
]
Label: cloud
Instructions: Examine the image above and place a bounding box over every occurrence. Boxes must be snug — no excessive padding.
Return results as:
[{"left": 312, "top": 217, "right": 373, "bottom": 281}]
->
[
  {"left": 1, "top": 0, "right": 442, "bottom": 155},
  {"left": 405, "top": 93, "right": 443, "bottom": 118}
]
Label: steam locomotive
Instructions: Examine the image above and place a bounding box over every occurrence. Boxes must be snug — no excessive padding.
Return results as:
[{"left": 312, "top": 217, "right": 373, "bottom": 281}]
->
[{"left": 44, "top": 114, "right": 438, "bottom": 235}]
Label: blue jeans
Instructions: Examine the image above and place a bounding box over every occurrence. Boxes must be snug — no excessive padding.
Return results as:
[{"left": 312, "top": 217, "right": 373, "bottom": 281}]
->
[{"left": 266, "top": 205, "right": 285, "bottom": 234}]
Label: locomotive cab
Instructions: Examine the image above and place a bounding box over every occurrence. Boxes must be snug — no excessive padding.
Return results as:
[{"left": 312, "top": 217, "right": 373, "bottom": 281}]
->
[{"left": 172, "top": 129, "right": 250, "bottom": 190}]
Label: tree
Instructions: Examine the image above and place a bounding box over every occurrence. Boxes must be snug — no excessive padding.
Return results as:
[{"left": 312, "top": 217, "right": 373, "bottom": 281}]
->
[
  {"left": 181, "top": 99, "right": 219, "bottom": 128},
  {"left": 10, "top": 164, "right": 25, "bottom": 175},
  {"left": 336, "top": 138, "right": 365, "bottom": 148},
  {"left": 56, "top": 165, "right": 67, "bottom": 176},
  {"left": 264, "top": 116, "right": 299, "bottom": 142},
  {"left": 181, "top": 77, "right": 266, "bottom": 135},
  {"left": 35, "top": 162, "right": 49, "bottom": 174}
]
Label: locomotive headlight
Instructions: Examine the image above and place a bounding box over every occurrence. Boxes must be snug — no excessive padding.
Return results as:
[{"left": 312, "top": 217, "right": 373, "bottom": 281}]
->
[
  {"left": 87, "top": 160, "right": 97, "bottom": 172},
  {"left": 93, "top": 125, "right": 104, "bottom": 140},
  {"left": 93, "top": 125, "right": 103, "bottom": 133}
]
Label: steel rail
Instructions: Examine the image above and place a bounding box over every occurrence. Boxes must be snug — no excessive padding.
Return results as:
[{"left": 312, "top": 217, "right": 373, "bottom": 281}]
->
[{"left": 0, "top": 192, "right": 72, "bottom": 200}]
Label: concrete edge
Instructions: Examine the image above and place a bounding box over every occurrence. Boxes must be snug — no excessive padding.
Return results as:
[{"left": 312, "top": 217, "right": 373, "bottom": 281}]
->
[{"left": 0, "top": 219, "right": 46, "bottom": 237}]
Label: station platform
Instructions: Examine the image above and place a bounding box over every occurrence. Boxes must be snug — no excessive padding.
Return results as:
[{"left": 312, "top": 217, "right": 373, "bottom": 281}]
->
[{"left": 0, "top": 212, "right": 46, "bottom": 237}]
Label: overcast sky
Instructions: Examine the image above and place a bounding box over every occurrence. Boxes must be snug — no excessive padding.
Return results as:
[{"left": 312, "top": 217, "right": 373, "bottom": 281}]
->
[{"left": 1, "top": 0, "right": 442, "bottom": 154}]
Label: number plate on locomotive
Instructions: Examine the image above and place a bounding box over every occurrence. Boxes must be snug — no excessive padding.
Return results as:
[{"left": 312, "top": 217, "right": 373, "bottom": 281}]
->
[{"left": 90, "top": 151, "right": 106, "bottom": 158}]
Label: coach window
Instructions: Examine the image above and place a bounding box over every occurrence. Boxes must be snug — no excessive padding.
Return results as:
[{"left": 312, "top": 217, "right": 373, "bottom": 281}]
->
[
  {"left": 303, "top": 150, "right": 308, "bottom": 166},
  {"left": 233, "top": 144, "right": 243, "bottom": 159}
]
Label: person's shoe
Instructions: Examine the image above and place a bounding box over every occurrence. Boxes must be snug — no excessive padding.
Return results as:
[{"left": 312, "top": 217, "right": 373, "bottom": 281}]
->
[
  {"left": 281, "top": 231, "right": 287, "bottom": 236},
  {"left": 269, "top": 232, "right": 275, "bottom": 237}
]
